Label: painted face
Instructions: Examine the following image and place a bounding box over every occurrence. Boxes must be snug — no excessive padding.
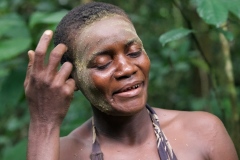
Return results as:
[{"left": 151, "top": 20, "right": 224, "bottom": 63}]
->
[{"left": 73, "top": 15, "right": 150, "bottom": 116}]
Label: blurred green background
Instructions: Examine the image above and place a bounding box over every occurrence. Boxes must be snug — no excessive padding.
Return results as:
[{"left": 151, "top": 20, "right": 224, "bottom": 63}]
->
[{"left": 0, "top": 0, "right": 239, "bottom": 159}]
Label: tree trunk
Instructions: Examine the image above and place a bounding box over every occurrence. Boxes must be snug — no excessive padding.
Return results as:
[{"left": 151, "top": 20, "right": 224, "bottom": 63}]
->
[{"left": 218, "top": 27, "right": 240, "bottom": 154}]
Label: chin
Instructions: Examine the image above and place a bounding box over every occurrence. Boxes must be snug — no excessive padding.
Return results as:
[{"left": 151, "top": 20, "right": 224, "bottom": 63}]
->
[
  {"left": 91, "top": 85, "right": 148, "bottom": 116},
  {"left": 106, "top": 97, "right": 147, "bottom": 116}
]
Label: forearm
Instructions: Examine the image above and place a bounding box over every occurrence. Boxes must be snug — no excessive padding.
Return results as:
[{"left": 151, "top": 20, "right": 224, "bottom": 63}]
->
[
  {"left": 27, "top": 121, "right": 60, "bottom": 160},
  {"left": 25, "top": 30, "right": 75, "bottom": 160}
]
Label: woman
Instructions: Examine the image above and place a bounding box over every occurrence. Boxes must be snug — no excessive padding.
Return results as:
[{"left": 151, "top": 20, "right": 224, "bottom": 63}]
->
[{"left": 24, "top": 2, "right": 238, "bottom": 160}]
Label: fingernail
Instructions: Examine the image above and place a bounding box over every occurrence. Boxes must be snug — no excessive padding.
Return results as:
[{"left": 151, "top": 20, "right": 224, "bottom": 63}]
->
[
  {"left": 28, "top": 50, "right": 34, "bottom": 54},
  {"left": 44, "top": 30, "right": 52, "bottom": 36}
]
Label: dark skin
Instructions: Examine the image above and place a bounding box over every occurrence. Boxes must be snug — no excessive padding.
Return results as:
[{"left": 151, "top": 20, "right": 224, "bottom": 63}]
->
[
  {"left": 25, "top": 30, "right": 75, "bottom": 160},
  {"left": 25, "top": 16, "right": 238, "bottom": 160}
]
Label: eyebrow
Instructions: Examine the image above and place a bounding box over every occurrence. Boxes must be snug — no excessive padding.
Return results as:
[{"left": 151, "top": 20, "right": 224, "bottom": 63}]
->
[
  {"left": 126, "top": 38, "right": 142, "bottom": 46},
  {"left": 124, "top": 38, "right": 142, "bottom": 52}
]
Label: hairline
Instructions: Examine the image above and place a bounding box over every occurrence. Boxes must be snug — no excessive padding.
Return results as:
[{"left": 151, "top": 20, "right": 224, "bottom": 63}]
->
[{"left": 71, "top": 13, "right": 133, "bottom": 64}]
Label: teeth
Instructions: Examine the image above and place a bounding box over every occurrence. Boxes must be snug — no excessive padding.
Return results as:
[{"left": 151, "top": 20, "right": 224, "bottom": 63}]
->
[{"left": 124, "top": 84, "right": 140, "bottom": 92}]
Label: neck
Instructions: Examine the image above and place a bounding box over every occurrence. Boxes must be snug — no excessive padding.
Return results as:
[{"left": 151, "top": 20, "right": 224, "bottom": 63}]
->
[{"left": 91, "top": 106, "right": 154, "bottom": 146}]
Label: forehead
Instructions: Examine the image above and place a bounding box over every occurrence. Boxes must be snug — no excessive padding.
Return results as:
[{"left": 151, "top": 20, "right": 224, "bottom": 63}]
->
[{"left": 75, "top": 15, "right": 139, "bottom": 58}]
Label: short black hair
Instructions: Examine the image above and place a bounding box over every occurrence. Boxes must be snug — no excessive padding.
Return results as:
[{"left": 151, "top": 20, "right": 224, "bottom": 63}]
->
[{"left": 53, "top": 2, "right": 130, "bottom": 64}]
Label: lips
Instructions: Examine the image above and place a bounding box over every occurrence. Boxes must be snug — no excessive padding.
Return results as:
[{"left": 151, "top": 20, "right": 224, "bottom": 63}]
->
[
  {"left": 121, "top": 84, "right": 141, "bottom": 92},
  {"left": 113, "top": 82, "right": 143, "bottom": 95}
]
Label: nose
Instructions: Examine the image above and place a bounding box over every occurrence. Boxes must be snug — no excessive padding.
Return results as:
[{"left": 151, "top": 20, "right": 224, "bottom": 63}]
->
[{"left": 113, "top": 55, "right": 137, "bottom": 80}]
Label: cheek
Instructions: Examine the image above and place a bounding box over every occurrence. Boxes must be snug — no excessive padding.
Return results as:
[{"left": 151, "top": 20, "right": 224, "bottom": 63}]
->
[
  {"left": 90, "top": 70, "right": 112, "bottom": 94},
  {"left": 139, "top": 54, "right": 150, "bottom": 76},
  {"left": 74, "top": 68, "right": 92, "bottom": 91},
  {"left": 73, "top": 58, "right": 90, "bottom": 89},
  {"left": 73, "top": 61, "right": 96, "bottom": 94}
]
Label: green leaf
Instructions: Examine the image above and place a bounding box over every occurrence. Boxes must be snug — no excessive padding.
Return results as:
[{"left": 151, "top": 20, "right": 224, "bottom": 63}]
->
[
  {"left": 0, "top": 67, "right": 26, "bottom": 112},
  {"left": 194, "top": 0, "right": 228, "bottom": 27},
  {"left": 29, "top": 10, "right": 68, "bottom": 28},
  {"left": 159, "top": 28, "right": 193, "bottom": 46},
  {"left": 0, "top": 13, "right": 30, "bottom": 38},
  {"left": 221, "top": 0, "right": 240, "bottom": 18},
  {"left": 0, "top": 66, "right": 9, "bottom": 77},
  {"left": 0, "top": 13, "right": 31, "bottom": 62},
  {"left": 29, "top": 11, "right": 49, "bottom": 28},
  {"left": 42, "top": 10, "right": 68, "bottom": 23},
  {"left": 2, "top": 138, "right": 27, "bottom": 160},
  {"left": 0, "top": 38, "right": 31, "bottom": 62}
]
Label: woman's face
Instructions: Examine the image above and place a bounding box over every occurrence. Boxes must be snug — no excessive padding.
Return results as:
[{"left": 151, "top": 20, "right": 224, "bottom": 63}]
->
[{"left": 73, "top": 15, "right": 150, "bottom": 116}]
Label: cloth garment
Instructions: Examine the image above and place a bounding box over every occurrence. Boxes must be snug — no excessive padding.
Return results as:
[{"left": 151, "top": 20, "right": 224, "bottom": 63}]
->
[{"left": 90, "top": 104, "right": 177, "bottom": 160}]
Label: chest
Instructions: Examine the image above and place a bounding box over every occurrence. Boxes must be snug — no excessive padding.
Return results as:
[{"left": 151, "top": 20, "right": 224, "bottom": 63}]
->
[
  {"left": 163, "top": 129, "right": 207, "bottom": 160},
  {"left": 102, "top": 143, "right": 160, "bottom": 160}
]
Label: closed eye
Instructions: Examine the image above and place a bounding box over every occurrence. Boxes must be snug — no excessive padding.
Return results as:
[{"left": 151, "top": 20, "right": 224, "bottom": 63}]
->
[
  {"left": 97, "top": 61, "right": 111, "bottom": 70},
  {"left": 128, "top": 50, "right": 142, "bottom": 58}
]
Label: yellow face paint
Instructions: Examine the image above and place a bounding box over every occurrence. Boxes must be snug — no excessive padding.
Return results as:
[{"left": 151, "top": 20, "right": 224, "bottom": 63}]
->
[{"left": 71, "top": 15, "right": 150, "bottom": 115}]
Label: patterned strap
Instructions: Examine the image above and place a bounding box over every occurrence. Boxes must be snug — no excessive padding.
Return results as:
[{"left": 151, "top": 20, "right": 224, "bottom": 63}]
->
[
  {"left": 90, "top": 117, "right": 104, "bottom": 160},
  {"left": 146, "top": 104, "right": 178, "bottom": 160},
  {"left": 90, "top": 105, "right": 178, "bottom": 160}
]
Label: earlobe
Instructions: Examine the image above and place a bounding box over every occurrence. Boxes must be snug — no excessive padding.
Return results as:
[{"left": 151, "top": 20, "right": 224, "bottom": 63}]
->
[
  {"left": 74, "top": 85, "right": 79, "bottom": 91},
  {"left": 73, "top": 79, "right": 80, "bottom": 91}
]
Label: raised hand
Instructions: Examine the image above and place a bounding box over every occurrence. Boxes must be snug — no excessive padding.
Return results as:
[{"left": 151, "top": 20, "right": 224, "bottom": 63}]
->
[
  {"left": 25, "top": 30, "right": 76, "bottom": 160},
  {"left": 24, "top": 30, "right": 75, "bottom": 126}
]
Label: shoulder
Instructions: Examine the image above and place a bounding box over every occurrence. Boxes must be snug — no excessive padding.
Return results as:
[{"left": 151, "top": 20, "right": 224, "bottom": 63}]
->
[
  {"left": 153, "top": 107, "right": 225, "bottom": 134},
  {"left": 154, "top": 107, "right": 224, "bottom": 141},
  {"left": 59, "top": 119, "right": 93, "bottom": 160},
  {"left": 153, "top": 108, "right": 238, "bottom": 160}
]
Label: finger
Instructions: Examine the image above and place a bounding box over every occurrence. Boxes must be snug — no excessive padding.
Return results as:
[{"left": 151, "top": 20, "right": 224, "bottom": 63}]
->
[
  {"left": 24, "top": 50, "right": 35, "bottom": 88},
  {"left": 59, "top": 78, "right": 76, "bottom": 101},
  {"left": 65, "top": 78, "right": 76, "bottom": 94},
  {"left": 47, "top": 44, "right": 67, "bottom": 74},
  {"left": 33, "top": 30, "right": 53, "bottom": 71},
  {"left": 55, "top": 62, "right": 73, "bottom": 83}
]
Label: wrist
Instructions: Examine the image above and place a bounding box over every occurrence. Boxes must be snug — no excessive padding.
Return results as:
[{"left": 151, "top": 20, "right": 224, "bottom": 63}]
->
[
  {"left": 28, "top": 120, "right": 60, "bottom": 138},
  {"left": 29, "top": 112, "right": 63, "bottom": 127},
  {"left": 27, "top": 119, "right": 61, "bottom": 160}
]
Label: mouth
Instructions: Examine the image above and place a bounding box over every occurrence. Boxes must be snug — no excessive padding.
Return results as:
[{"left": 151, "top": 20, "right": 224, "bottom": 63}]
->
[
  {"left": 113, "top": 82, "right": 143, "bottom": 95},
  {"left": 121, "top": 84, "right": 141, "bottom": 92}
]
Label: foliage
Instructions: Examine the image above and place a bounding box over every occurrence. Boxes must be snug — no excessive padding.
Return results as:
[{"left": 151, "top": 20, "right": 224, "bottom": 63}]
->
[
  {"left": 159, "top": 0, "right": 240, "bottom": 152},
  {"left": 0, "top": 0, "right": 239, "bottom": 159},
  {"left": 159, "top": 28, "right": 193, "bottom": 46}
]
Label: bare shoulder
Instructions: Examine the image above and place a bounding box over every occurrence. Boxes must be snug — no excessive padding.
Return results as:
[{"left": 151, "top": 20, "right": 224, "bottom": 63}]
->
[
  {"left": 153, "top": 108, "right": 238, "bottom": 160},
  {"left": 59, "top": 119, "right": 93, "bottom": 160}
]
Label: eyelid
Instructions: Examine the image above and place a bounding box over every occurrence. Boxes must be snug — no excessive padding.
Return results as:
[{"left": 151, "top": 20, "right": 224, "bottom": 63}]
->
[
  {"left": 88, "top": 52, "right": 112, "bottom": 69},
  {"left": 96, "top": 61, "right": 111, "bottom": 70},
  {"left": 128, "top": 49, "right": 142, "bottom": 58}
]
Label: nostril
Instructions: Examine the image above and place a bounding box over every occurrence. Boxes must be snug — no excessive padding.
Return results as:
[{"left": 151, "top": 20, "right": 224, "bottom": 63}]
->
[
  {"left": 114, "top": 70, "right": 137, "bottom": 80},
  {"left": 113, "top": 56, "right": 138, "bottom": 80},
  {"left": 115, "top": 75, "right": 131, "bottom": 80}
]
